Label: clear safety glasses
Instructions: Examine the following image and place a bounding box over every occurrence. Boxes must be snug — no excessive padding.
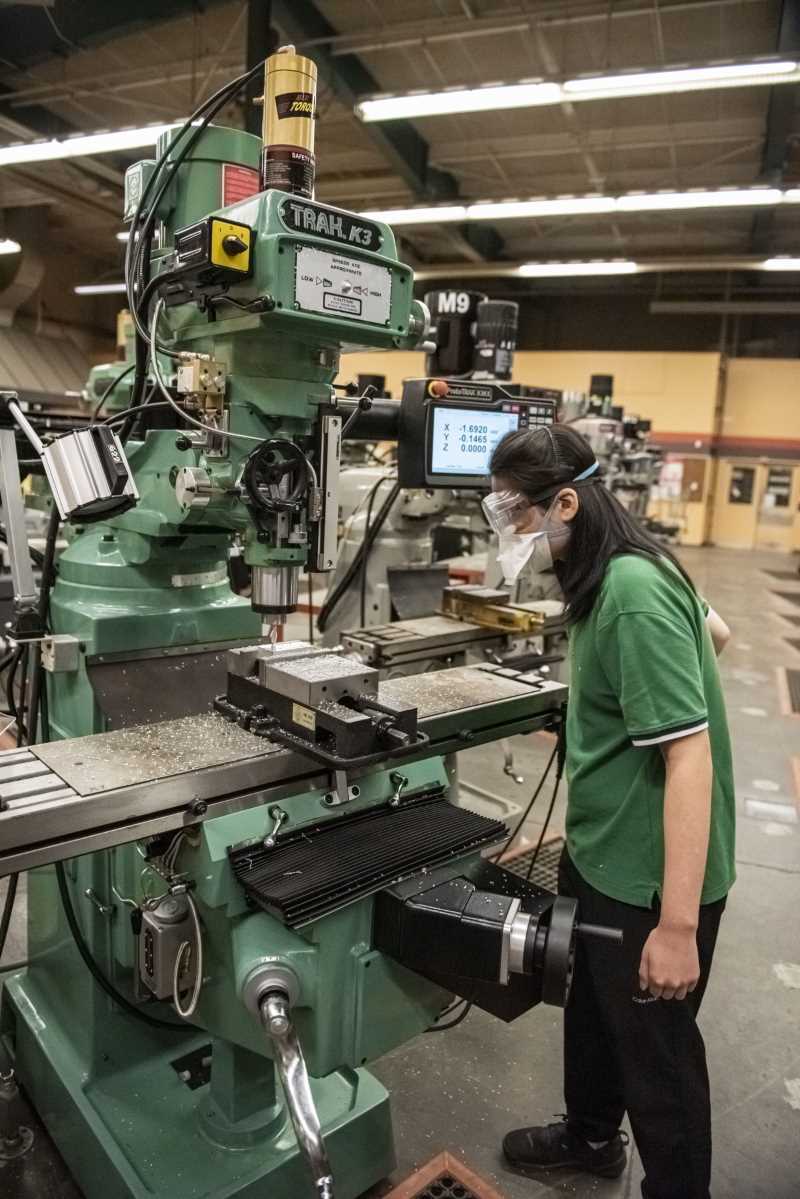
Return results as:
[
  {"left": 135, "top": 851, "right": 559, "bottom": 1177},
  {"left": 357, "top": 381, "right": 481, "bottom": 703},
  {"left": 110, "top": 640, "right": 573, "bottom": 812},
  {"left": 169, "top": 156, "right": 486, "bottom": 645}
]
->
[{"left": 481, "top": 489, "right": 531, "bottom": 534}]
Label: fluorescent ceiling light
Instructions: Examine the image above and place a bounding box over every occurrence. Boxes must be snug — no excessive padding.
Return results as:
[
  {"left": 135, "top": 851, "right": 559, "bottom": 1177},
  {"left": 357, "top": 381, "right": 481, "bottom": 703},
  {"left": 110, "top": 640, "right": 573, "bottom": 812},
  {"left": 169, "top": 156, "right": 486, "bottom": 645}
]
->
[
  {"left": 74, "top": 282, "right": 127, "bottom": 295},
  {"left": 564, "top": 59, "right": 799, "bottom": 100},
  {"left": 360, "top": 204, "right": 468, "bottom": 225},
  {"left": 761, "top": 256, "right": 800, "bottom": 270},
  {"left": 517, "top": 260, "right": 639, "bottom": 277},
  {"left": 0, "top": 123, "right": 178, "bottom": 167},
  {"left": 357, "top": 81, "right": 561, "bottom": 121},
  {"left": 0, "top": 238, "right": 21, "bottom": 254},
  {"left": 355, "top": 59, "right": 800, "bottom": 122},
  {"left": 362, "top": 186, "right": 789, "bottom": 227},
  {"left": 469, "top": 196, "right": 616, "bottom": 220},
  {"left": 617, "top": 187, "right": 782, "bottom": 211},
  {"left": 116, "top": 231, "right": 130, "bottom": 242}
]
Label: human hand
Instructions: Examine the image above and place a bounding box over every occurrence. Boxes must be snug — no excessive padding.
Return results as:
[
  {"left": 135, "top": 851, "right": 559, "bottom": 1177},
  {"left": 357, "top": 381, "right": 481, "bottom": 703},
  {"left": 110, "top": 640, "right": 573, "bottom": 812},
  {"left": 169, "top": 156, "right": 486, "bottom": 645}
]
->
[{"left": 638, "top": 924, "right": 699, "bottom": 1001}]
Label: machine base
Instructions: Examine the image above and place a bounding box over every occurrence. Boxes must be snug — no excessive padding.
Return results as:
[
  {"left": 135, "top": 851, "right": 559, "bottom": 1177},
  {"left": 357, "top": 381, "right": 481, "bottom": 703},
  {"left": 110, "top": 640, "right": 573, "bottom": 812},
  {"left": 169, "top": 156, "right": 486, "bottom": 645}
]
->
[{"left": 2, "top": 975, "right": 395, "bottom": 1199}]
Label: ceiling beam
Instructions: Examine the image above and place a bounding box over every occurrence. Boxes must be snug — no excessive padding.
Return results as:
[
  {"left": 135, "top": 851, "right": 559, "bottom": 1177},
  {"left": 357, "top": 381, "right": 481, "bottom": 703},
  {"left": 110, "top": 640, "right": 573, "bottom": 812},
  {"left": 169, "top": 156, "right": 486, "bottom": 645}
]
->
[
  {"left": 0, "top": 0, "right": 230, "bottom": 67},
  {"left": 272, "top": 0, "right": 456, "bottom": 201},
  {"left": 271, "top": 0, "right": 503, "bottom": 264},
  {"left": 751, "top": 0, "right": 800, "bottom": 253}
]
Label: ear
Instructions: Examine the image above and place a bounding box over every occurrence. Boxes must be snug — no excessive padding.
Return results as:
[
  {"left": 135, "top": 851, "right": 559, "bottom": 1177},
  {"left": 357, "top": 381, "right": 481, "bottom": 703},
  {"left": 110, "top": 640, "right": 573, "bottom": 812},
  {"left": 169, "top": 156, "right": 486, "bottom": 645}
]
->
[{"left": 555, "top": 487, "right": 580, "bottom": 523}]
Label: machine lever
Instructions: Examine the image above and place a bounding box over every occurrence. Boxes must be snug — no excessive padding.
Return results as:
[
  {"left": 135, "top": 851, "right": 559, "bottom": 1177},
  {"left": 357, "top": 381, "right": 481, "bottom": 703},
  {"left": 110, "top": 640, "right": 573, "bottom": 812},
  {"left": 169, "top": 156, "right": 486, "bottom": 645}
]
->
[
  {"left": 263, "top": 805, "right": 287, "bottom": 849},
  {"left": 501, "top": 740, "right": 524, "bottom": 786},
  {"left": 576, "top": 922, "right": 624, "bottom": 945},
  {"left": 388, "top": 771, "right": 408, "bottom": 807},
  {"left": 261, "top": 992, "right": 334, "bottom": 1199}
]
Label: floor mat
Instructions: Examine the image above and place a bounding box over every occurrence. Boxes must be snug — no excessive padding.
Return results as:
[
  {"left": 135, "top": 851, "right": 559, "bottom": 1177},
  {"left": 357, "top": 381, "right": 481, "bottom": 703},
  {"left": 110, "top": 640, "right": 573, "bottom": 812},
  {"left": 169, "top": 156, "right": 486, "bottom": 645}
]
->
[
  {"left": 383, "top": 1152, "right": 507, "bottom": 1198},
  {"left": 772, "top": 591, "right": 800, "bottom": 608},
  {"left": 500, "top": 836, "right": 565, "bottom": 892}
]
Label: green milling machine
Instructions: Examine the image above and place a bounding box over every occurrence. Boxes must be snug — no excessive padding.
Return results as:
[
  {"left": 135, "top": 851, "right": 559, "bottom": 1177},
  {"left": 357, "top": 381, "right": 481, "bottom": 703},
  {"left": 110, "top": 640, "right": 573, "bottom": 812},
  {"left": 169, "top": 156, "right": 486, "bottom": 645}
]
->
[{"left": 0, "top": 48, "right": 618, "bottom": 1199}]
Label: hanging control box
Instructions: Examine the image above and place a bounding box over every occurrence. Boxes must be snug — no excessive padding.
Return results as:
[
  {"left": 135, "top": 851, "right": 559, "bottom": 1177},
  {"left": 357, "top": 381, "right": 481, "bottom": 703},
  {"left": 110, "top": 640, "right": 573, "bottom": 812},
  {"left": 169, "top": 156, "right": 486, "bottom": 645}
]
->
[{"left": 397, "top": 378, "right": 559, "bottom": 490}]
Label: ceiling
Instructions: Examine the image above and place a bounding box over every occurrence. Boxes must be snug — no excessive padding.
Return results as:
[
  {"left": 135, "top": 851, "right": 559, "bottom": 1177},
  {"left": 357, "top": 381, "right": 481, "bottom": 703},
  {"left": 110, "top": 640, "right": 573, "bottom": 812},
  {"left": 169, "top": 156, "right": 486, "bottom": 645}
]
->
[{"left": 1, "top": 0, "right": 799, "bottom": 290}]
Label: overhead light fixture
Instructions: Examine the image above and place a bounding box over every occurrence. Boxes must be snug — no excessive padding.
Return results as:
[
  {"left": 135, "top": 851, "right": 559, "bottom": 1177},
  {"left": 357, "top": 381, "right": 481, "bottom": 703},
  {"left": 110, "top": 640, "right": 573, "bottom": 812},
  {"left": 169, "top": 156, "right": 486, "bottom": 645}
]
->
[
  {"left": 517, "top": 260, "right": 639, "bottom": 277},
  {"left": 616, "top": 187, "right": 782, "bottom": 211},
  {"left": 563, "top": 59, "right": 799, "bottom": 101},
  {"left": 761, "top": 256, "right": 800, "bottom": 270},
  {"left": 357, "top": 81, "right": 561, "bottom": 121},
  {"left": 355, "top": 58, "right": 800, "bottom": 122},
  {"left": 0, "top": 238, "right": 21, "bottom": 255},
  {"left": 360, "top": 204, "right": 468, "bottom": 225},
  {"left": 362, "top": 186, "right": 788, "bottom": 227},
  {"left": 0, "top": 123, "right": 179, "bottom": 168},
  {"left": 74, "top": 283, "right": 127, "bottom": 295},
  {"left": 116, "top": 231, "right": 130, "bottom": 242},
  {"left": 469, "top": 196, "right": 616, "bottom": 220}
]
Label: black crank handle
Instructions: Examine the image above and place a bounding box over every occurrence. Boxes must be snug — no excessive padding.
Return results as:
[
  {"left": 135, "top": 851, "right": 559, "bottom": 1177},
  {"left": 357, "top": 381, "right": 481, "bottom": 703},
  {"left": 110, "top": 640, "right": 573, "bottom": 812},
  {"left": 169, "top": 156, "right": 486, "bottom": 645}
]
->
[{"left": 576, "top": 922, "right": 624, "bottom": 945}]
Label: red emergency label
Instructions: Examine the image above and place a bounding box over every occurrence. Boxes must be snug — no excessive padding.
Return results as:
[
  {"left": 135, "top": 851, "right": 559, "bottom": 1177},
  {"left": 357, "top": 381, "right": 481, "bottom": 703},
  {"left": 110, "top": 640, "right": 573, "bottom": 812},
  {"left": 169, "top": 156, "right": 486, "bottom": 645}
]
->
[{"left": 221, "top": 163, "right": 260, "bottom": 206}]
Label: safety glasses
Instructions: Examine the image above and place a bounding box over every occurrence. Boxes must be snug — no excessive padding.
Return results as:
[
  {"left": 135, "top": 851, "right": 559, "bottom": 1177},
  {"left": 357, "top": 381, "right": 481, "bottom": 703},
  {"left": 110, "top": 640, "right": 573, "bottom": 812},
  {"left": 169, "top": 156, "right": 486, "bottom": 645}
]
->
[{"left": 481, "top": 489, "right": 531, "bottom": 534}]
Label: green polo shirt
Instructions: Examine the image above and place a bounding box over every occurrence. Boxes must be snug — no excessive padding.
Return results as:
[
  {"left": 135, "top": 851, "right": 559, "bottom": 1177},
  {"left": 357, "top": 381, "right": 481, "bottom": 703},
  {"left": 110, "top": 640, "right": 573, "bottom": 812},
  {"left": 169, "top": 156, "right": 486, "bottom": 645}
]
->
[{"left": 565, "top": 553, "right": 736, "bottom": 908}]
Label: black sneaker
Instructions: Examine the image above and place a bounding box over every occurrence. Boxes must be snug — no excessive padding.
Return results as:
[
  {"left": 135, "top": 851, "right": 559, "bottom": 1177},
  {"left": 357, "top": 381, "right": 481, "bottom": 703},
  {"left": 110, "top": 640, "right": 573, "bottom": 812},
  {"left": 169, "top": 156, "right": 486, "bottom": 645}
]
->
[{"left": 502, "top": 1116, "right": 628, "bottom": 1179}]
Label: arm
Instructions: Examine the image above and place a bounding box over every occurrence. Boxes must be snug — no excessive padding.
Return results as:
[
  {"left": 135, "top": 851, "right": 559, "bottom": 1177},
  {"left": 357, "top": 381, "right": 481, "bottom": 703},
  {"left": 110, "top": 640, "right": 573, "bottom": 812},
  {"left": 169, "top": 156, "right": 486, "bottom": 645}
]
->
[
  {"left": 639, "top": 728, "right": 713, "bottom": 1001},
  {"left": 705, "top": 606, "right": 730, "bottom": 656}
]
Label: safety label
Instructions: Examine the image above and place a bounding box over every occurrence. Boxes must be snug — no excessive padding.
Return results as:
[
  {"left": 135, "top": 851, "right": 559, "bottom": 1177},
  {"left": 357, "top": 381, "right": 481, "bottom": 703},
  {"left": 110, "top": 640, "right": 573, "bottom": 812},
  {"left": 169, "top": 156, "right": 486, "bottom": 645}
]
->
[
  {"left": 294, "top": 246, "right": 391, "bottom": 325},
  {"left": 292, "top": 702, "right": 317, "bottom": 732}
]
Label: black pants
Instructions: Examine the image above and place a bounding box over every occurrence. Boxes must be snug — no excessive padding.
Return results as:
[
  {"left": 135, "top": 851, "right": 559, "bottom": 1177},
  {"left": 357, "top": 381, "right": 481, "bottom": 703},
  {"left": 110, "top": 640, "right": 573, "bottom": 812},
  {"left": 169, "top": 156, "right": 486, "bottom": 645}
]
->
[{"left": 559, "top": 850, "right": 726, "bottom": 1199}]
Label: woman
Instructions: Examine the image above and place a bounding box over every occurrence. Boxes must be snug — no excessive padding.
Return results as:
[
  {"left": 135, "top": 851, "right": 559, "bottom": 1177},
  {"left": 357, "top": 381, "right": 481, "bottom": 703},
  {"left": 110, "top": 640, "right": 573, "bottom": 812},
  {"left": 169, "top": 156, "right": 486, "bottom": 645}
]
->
[{"left": 485, "top": 424, "right": 734, "bottom": 1199}]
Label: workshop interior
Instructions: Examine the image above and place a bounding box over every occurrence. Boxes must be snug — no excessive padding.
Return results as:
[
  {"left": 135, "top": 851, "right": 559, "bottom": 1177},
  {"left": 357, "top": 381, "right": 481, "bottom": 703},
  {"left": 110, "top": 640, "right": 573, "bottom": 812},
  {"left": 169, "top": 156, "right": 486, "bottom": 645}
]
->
[{"left": 0, "top": 4, "right": 799, "bottom": 1199}]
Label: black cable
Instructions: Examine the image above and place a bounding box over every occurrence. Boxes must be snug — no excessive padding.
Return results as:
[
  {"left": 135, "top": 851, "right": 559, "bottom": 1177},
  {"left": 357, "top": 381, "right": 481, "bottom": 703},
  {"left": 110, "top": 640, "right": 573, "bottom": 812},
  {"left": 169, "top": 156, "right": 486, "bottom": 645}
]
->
[
  {"left": 55, "top": 862, "right": 189, "bottom": 1033},
  {"left": 491, "top": 739, "right": 558, "bottom": 865},
  {"left": 317, "top": 478, "right": 399, "bottom": 634},
  {"left": 524, "top": 721, "right": 567, "bottom": 882},
  {"left": 0, "top": 873, "right": 18, "bottom": 965},
  {"left": 5, "top": 646, "right": 26, "bottom": 744},
  {"left": 25, "top": 507, "right": 60, "bottom": 747},
  {"left": 90, "top": 362, "right": 136, "bottom": 424},
  {"left": 307, "top": 571, "right": 314, "bottom": 644},
  {"left": 359, "top": 474, "right": 392, "bottom": 627},
  {"left": 426, "top": 1001, "right": 473, "bottom": 1033}
]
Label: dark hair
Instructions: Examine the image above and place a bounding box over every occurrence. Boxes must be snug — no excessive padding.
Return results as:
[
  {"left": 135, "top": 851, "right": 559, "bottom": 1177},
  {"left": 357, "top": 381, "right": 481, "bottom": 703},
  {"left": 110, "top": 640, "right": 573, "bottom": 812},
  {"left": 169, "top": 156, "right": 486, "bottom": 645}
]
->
[{"left": 489, "top": 423, "right": 695, "bottom": 622}]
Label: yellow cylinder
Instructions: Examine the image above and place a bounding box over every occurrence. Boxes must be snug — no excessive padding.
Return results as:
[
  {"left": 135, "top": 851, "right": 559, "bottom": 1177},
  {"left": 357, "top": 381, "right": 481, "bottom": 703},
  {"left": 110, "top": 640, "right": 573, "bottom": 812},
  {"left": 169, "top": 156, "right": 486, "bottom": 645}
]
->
[{"left": 260, "top": 44, "right": 318, "bottom": 199}]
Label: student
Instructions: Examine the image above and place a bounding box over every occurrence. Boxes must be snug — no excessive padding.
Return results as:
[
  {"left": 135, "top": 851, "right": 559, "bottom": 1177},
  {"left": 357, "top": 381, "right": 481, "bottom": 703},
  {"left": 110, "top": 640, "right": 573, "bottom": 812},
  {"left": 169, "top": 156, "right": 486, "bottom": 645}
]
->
[{"left": 484, "top": 424, "right": 734, "bottom": 1199}]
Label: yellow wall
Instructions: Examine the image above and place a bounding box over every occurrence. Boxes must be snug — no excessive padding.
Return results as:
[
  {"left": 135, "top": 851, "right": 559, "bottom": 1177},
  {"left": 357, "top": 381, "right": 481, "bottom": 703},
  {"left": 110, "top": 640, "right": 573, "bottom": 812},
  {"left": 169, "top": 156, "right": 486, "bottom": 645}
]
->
[
  {"left": 339, "top": 350, "right": 721, "bottom": 436},
  {"left": 338, "top": 350, "right": 800, "bottom": 552}
]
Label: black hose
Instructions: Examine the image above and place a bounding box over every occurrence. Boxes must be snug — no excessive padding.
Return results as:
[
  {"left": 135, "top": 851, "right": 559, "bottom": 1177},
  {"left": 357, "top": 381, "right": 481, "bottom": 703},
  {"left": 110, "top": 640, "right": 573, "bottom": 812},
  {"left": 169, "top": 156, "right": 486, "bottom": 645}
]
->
[
  {"left": 317, "top": 479, "right": 399, "bottom": 634},
  {"left": 55, "top": 862, "right": 189, "bottom": 1033},
  {"left": 426, "top": 1000, "right": 472, "bottom": 1033},
  {"left": 25, "top": 507, "right": 60, "bottom": 746},
  {"left": 491, "top": 738, "right": 558, "bottom": 865},
  {"left": 90, "top": 362, "right": 136, "bottom": 424},
  {"left": 0, "top": 873, "right": 18, "bottom": 965},
  {"left": 524, "top": 722, "right": 567, "bottom": 882}
]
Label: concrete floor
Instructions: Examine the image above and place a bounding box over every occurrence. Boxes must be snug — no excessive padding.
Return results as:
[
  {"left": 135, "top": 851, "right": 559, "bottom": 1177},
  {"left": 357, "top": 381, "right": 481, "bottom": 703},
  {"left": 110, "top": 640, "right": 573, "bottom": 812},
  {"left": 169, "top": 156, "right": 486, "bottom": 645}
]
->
[{"left": 2, "top": 547, "right": 799, "bottom": 1198}]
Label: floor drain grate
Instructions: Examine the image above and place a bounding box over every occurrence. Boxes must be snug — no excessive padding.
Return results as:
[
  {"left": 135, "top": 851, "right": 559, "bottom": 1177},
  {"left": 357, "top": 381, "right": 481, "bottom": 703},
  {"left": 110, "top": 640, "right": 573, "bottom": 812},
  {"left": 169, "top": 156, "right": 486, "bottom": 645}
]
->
[
  {"left": 383, "top": 1152, "right": 507, "bottom": 1199},
  {"left": 501, "top": 836, "right": 565, "bottom": 892},
  {"left": 786, "top": 670, "right": 800, "bottom": 715},
  {"left": 773, "top": 591, "right": 800, "bottom": 608}
]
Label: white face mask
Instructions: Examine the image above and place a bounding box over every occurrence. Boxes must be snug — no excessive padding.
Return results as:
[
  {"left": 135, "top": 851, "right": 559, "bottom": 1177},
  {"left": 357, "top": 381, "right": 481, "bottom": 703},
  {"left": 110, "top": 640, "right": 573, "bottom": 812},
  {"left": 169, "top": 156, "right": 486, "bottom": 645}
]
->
[
  {"left": 497, "top": 531, "right": 540, "bottom": 583},
  {"left": 496, "top": 497, "right": 565, "bottom": 583}
]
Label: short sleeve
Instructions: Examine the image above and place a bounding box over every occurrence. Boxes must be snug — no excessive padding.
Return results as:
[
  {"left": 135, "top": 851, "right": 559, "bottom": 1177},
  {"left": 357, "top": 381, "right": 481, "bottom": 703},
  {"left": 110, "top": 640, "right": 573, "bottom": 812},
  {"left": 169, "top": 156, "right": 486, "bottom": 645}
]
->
[{"left": 596, "top": 611, "right": 709, "bottom": 746}]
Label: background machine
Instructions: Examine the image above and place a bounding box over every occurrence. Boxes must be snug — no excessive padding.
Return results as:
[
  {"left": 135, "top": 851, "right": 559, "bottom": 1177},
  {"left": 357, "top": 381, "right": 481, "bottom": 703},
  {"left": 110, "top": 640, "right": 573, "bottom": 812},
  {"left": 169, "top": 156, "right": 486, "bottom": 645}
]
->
[{"left": 0, "top": 48, "right": 618, "bottom": 1199}]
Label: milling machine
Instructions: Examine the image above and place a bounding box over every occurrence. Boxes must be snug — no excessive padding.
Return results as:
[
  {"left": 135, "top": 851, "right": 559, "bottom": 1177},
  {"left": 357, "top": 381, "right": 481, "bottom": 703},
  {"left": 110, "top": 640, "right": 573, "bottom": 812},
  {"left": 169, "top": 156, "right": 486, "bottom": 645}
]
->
[{"left": 0, "top": 49, "right": 619, "bottom": 1199}]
